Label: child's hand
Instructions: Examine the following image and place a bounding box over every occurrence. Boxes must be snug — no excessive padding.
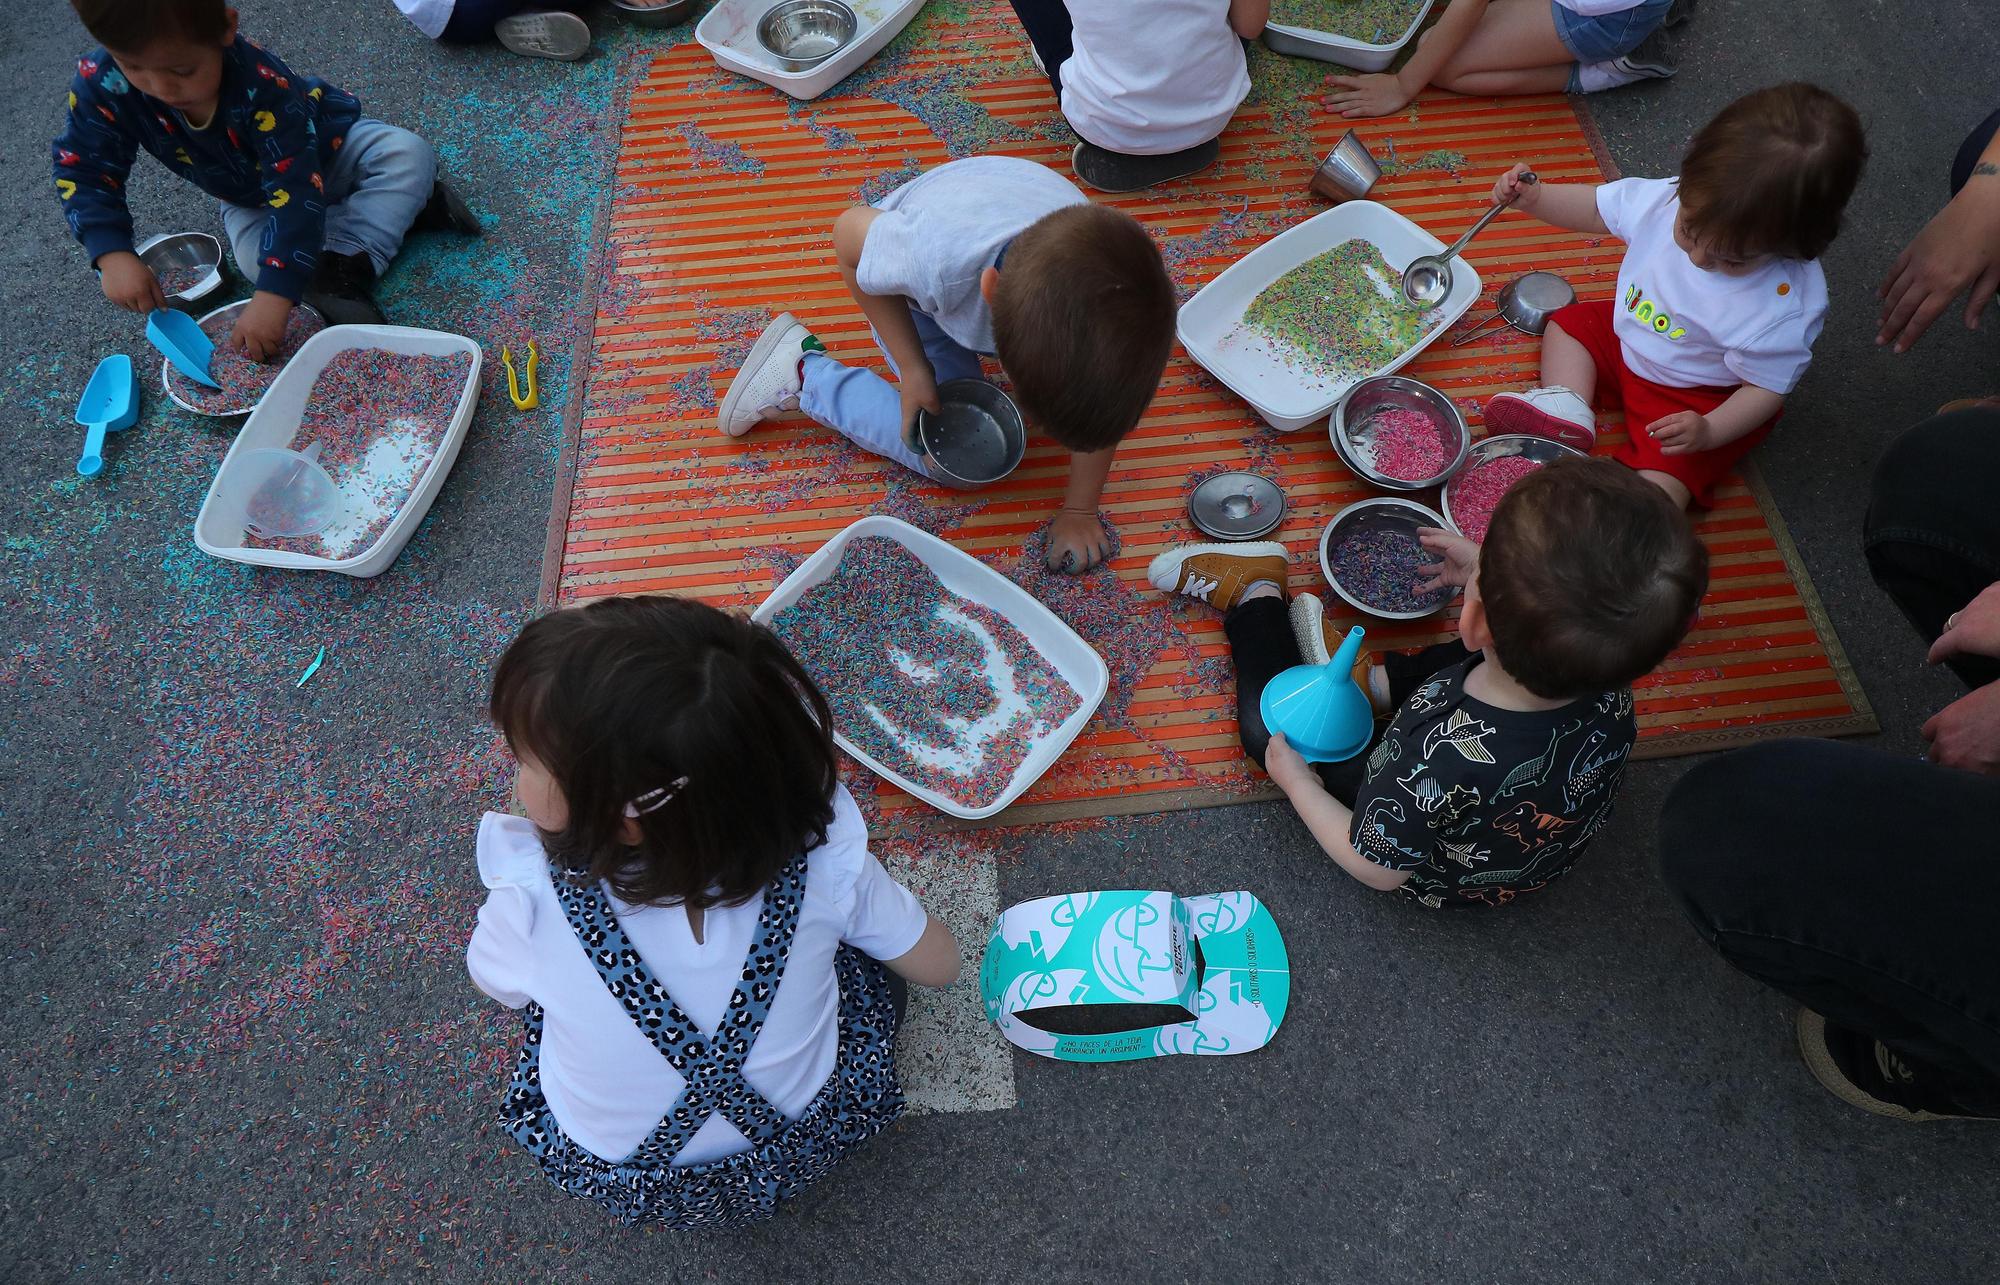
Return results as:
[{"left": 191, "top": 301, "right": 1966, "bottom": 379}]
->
[
  {"left": 227, "top": 291, "right": 293, "bottom": 363},
  {"left": 1044, "top": 507, "right": 1113, "bottom": 574},
  {"left": 1264, "top": 732, "right": 1321, "bottom": 794},
  {"left": 898, "top": 371, "right": 941, "bottom": 453},
  {"left": 1647, "top": 410, "right": 1714, "bottom": 455},
  {"left": 99, "top": 251, "right": 166, "bottom": 314},
  {"left": 1492, "top": 164, "right": 1539, "bottom": 210},
  {"left": 1416, "top": 526, "right": 1478, "bottom": 590},
  {"left": 1320, "top": 72, "right": 1412, "bottom": 120}
]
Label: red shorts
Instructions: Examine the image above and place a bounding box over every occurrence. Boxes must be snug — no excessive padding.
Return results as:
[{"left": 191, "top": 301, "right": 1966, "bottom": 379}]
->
[{"left": 1548, "top": 300, "right": 1778, "bottom": 507}]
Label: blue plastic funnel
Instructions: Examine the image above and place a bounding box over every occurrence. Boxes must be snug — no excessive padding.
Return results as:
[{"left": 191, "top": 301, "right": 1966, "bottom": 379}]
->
[
  {"left": 1259, "top": 625, "right": 1374, "bottom": 763},
  {"left": 73, "top": 353, "right": 140, "bottom": 477},
  {"left": 146, "top": 308, "right": 220, "bottom": 388}
]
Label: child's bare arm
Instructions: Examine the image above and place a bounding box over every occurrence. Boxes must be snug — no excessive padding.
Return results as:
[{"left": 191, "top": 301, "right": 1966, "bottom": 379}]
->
[
  {"left": 832, "top": 206, "right": 941, "bottom": 438},
  {"left": 1228, "top": 0, "right": 1270, "bottom": 39},
  {"left": 1647, "top": 384, "right": 1786, "bottom": 455},
  {"left": 1495, "top": 164, "right": 1610, "bottom": 236},
  {"left": 1046, "top": 445, "right": 1118, "bottom": 573},
  {"left": 1264, "top": 734, "right": 1413, "bottom": 892},
  {"left": 1322, "top": 0, "right": 1489, "bottom": 119},
  {"left": 884, "top": 913, "right": 962, "bottom": 987}
]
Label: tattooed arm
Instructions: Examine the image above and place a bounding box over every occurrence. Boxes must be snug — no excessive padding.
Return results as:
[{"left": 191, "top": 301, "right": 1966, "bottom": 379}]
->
[{"left": 1878, "top": 125, "right": 2000, "bottom": 352}]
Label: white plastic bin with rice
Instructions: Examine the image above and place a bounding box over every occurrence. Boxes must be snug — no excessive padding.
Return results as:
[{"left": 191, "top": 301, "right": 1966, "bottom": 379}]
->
[
  {"left": 752, "top": 515, "right": 1110, "bottom": 821},
  {"left": 696, "top": 0, "right": 925, "bottom": 101},
  {"left": 193, "top": 325, "right": 481, "bottom": 578},
  {"left": 1263, "top": 0, "right": 1437, "bottom": 72},
  {"left": 1177, "top": 200, "right": 1480, "bottom": 432}
]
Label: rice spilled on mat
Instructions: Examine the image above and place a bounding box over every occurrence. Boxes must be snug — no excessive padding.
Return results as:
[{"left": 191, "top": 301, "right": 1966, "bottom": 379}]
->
[
  {"left": 165, "top": 306, "right": 326, "bottom": 413},
  {"left": 245, "top": 348, "right": 472, "bottom": 561},
  {"left": 769, "top": 536, "right": 1082, "bottom": 809},
  {"left": 1240, "top": 240, "right": 1447, "bottom": 384},
  {"left": 1450, "top": 455, "right": 1544, "bottom": 543}
]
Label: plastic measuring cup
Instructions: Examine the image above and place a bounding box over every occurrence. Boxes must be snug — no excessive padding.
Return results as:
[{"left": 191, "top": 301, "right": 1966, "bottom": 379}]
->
[
  {"left": 237, "top": 443, "right": 340, "bottom": 538},
  {"left": 74, "top": 353, "right": 140, "bottom": 477}
]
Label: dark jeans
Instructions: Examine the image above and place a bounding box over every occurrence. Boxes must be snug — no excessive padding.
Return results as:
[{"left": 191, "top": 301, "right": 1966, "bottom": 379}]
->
[
  {"left": 1660, "top": 408, "right": 2000, "bottom": 1107},
  {"left": 440, "top": 0, "right": 587, "bottom": 42},
  {"left": 1006, "top": 0, "right": 1071, "bottom": 95},
  {"left": 1224, "top": 596, "right": 1472, "bottom": 805},
  {"left": 1949, "top": 107, "right": 2000, "bottom": 195}
]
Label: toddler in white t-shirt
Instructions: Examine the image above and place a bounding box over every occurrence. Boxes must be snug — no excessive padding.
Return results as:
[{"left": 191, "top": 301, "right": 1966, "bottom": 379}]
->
[{"left": 1479, "top": 83, "right": 1867, "bottom": 509}]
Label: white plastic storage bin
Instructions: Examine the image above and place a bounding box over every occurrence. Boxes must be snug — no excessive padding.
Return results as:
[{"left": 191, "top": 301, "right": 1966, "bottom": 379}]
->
[
  {"left": 1176, "top": 200, "right": 1480, "bottom": 432},
  {"left": 193, "top": 324, "right": 482, "bottom": 578},
  {"left": 1263, "top": 0, "right": 1438, "bottom": 72},
  {"left": 696, "top": 0, "right": 927, "bottom": 102},
  {"left": 752, "top": 515, "right": 1109, "bottom": 821}
]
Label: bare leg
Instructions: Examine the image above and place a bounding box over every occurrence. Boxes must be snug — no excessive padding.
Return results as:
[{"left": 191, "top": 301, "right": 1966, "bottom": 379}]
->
[
  {"left": 1638, "top": 468, "right": 1693, "bottom": 509},
  {"left": 1539, "top": 322, "right": 1598, "bottom": 401},
  {"left": 1438, "top": 65, "right": 1572, "bottom": 95},
  {"left": 1435, "top": 0, "right": 1575, "bottom": 83}
]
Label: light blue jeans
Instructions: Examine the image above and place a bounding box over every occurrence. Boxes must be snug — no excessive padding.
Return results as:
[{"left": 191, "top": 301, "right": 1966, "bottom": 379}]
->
[
  {"left": 799, "top": 309, "right": 988, "bottom": 478},
  {"left": 221, "top": 117, "right": 437, "bottom": 280}
]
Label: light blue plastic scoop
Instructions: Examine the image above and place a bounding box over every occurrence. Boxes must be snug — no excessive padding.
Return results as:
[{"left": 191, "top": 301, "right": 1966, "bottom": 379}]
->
[
  {"left": 1259, "top": 625, "right": 1375, "bottom": 763},
  {"left": 146, "top": 308, "right": 220, "bottom": 389},
  {"left": 74, "top": 353, "right": 140, "bottom": 478}
]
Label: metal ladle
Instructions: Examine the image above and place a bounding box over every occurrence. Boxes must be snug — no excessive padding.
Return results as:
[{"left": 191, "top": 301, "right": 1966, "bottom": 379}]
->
[{"left": 1400, "top": 171, "right": 1538, "bottom": 309}]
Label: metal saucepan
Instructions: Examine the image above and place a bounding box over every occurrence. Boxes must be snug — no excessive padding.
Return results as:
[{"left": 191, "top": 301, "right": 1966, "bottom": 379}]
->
[
  {"left": 1401, "top": 171, "right": 1538, "bottom": 309},
  {"left": 1450, "top": 270, "right": 1577, "bottom": 347}
]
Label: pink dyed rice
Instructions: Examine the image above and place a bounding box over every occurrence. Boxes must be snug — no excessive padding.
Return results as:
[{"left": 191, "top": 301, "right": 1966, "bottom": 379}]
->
[{"left": 1450, "top": 455, "right": 1544, "bottom": 542}]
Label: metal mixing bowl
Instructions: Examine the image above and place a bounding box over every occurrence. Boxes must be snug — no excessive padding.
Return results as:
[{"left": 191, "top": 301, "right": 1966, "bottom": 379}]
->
[
  {"left": 1318, "top": 496, "right": 1455, "bottom": 621},
  {"left": 161, "top": 299, "right": 324, "bottom": 417},
  {"left": 1439, "top": 433, "right": 1587, "bottom": 537},
  {"left": 608, "top": 0, "right": 695, "bottom": 26},
  {"left": 1331, "top": 374, "right": 1469, "bottom": 492},
  {"left": 136, "top": 231, "right": 226, "bottom": 312},
  {"left": 757, "top": 0, "right": 858, "bottom": 70},
  {"left": 915, "top": 379, "right": 1026, "bottom": 489}
]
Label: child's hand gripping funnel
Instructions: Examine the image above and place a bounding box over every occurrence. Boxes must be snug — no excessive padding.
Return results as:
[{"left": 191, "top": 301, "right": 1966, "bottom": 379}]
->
[
  {"left": 1258, "top": 625, "right": 1374, "bottom": 763},
  {"left": 146, "top": 308, "right": 221, "bottom": 389}
]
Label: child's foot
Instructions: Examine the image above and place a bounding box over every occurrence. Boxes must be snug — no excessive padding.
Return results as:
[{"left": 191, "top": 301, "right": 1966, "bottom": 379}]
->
[
  {"left": 413, "top": 179, "right": 481, "bottom": 236},
  {"left": 718, "top": 313, "right": 823, "bottom": 437},
  {"left": 1146, "top": 542, "right": 1287, "bottom": 610},
  {"left": 1071, "top": 139, "right": 1220, "bottom": 194},
  {"left": 1483, "top": 386, "right": 1596, "bottom": 452},
  {"left": 494, "top": 11, "right": 592, "bottom": 60},
  {"left": 302, "top": 251, "right": 387, "bottom": 327},
  {"left": 1577, "top": 31, "right": 1676, "bottom": 93},
  {"left": 1795, "top": 1008, "right": 1999, "bottom": 1123},
  {"left": 1289, "top": 593, "right": 1390, "bottom": 713}
]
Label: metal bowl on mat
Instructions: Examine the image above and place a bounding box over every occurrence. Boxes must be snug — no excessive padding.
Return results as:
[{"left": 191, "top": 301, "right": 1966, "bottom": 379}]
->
[
  {"left": 161, "top": 299, "right": 324, "bottom": 417},
  {"left": 757, "top": 0, "right": 858, "bottom": 70},
  {"left": 1318, "top": 496, "right": 1455, "bottom": 621},
  {"left": 1440, "top": 433, "right": 1587, "bottom": 538},
  {"left": 609, "top": 0, "right": 696, "bottom": 26},
  {"left": 1189, "top": 472, "right": 1285, "bottom": 540},
  {"left": 135, "top": 231, "right": 226, "bottom": 312},
  {"left": 915, "top": 379, "right": 1026, "bottom": 490},
  {"left": 1331, "top": 374, "right": 1469, "bottom": 492}
]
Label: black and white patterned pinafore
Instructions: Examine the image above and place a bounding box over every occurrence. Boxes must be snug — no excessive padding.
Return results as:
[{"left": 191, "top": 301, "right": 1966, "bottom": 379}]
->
[{"left": 498, "top": 850, "right": 905, "bottom": 1228}]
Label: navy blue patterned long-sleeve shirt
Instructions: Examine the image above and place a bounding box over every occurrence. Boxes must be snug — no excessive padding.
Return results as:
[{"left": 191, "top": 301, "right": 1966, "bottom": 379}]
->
[{"left": 51, "top": 37, "right": 362, "bottom": 301}]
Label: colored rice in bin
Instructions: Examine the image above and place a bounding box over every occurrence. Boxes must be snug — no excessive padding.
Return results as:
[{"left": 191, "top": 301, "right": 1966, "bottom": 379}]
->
[
  {"left": 245, "top": 347, "right": 472, "bottom": 561},
  {"left": 1360, "top": 407, "right": 1449, "bottom": 481},
  {"left": 1451, "top": 455, "right": 1544, "bottom": 543},
  {"left": 1241, "top": 240, "right": 1449, "bottom": 384},
  {"left": 165, "top": 306, "right": 326, "bottom": 412},
  {"left": 1329, "top": 525, "right": 1446, "bottom": 615},
  {"left": 1272, "top": 0, "right": 1425, "bottom": 41},
  {"left": 769, "top": 536, "right": 1083, "bottom": 810}
]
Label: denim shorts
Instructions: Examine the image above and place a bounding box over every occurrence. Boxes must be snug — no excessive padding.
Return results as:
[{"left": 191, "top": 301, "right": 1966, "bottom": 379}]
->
[{"left": 1551, "top": 0, "right": 1671, "bottom": 63}]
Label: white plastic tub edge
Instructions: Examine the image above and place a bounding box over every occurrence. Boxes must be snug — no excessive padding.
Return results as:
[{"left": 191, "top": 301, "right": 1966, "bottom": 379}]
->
[
  {"left": 751, "top": 515, "right": 1110, "bottom": 821},
  {"left": 192, "top": 324, "right": 482, "bottom": 578},
  {"left": 696, "top": 0, "right": 927, "bottom": 101},
  {"left": 1263, "top": 0, "right": 1438, "bottom": 72}
]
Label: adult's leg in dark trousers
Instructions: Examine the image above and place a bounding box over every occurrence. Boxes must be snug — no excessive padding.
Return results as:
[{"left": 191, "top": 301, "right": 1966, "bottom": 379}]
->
[
  {"left": 1949, "top": 107, "right": 2000, "bottom": 194},
  {"left": 1863, "top": 408, "right": 2000, "bottom": 689},
  {"left": 1659, "top": 738, "right": 2000, "bottom": 1110},
  {"left": 1005, "top": 0, "right": 1072, "bottom": 94}
]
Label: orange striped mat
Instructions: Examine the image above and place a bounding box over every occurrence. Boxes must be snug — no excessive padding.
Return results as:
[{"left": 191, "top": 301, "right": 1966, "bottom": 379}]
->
[{"left": 546, "top": 7, "right": 1873, "bottom": 829}]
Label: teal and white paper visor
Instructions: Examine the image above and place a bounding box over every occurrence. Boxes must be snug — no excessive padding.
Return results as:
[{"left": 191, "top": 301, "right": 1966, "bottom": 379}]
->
[{"left": 979, "top": 890, "right": 1290, "bottom": 1063}]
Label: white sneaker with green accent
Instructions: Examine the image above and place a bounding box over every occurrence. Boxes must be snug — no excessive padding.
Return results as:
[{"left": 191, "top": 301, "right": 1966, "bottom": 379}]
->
[{"left": 718, "top": 313, "right": 822, "bottom": 437}]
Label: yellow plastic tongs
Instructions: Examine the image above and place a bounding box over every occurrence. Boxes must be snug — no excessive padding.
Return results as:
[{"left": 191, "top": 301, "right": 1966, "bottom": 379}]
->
[{"left": 501, "top": 339, "right": 540, "bottom": 410}]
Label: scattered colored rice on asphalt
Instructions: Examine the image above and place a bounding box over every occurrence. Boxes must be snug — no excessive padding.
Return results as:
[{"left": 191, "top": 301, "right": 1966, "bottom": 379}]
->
[
  {"left": 1241, "top": 239, "right": 1447, "bottom": 384},
  {"left": 1449, "top": 454, "right": 1544, "bottom": 542},
  {"left": 1358, "top": 407, "right": 1449, "bottom": 481},
  {"left": 1328, "top": 524, "right": 1445, "bottom": 615},
  {"left": 165, "top": 306, "right": 326, "bottom": 413},
  {"left": 1272, "top": 0, "right": 1425, "bottom": 41},
  {"left": 245, "top": 348, "right": 472, "bottom": 561},
  {"left": 769, "top": 536, "right": 1082, "bottom": 809}
]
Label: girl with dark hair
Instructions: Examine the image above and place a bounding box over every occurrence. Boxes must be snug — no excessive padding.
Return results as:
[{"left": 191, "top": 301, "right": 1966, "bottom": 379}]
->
[{"left": 469, "top": 596, "right": 960, "bottom": 1228}]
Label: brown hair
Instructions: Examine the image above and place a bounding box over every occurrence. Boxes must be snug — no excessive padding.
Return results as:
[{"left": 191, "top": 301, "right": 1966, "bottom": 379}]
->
[
  {"left": 1478, "top": 458, "right": 1708, "bottom": 700},
  {"left": 990, "top": 203, "right": 1176, "bottom": 452},
  {"left": 1677, "top": 82, "right": 1866, "bottom": 263},
  {"left": 70, "top": 0, "right": 231, "bottom": 48},
  {"left": 490, "top": 596, "right": 839, "bottom": 912}
]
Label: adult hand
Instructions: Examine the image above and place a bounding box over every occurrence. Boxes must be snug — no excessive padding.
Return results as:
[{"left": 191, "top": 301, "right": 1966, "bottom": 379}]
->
[
  {"left": 1416, "top": 526, "right": 1478, "bottom": 591},
  {"left": 1043, "top": 508, "right": 1113, "bottom": 575},
  {"left": 898, "top": 371, "right": 941, "bottom": 454},
  {"left": 1922, "top": 681, "right": 2000, "bottom": 776},
  {"left": 1876, "top": 181, "right": 2000, "bottom": 353},
  {"left": 1928, "top": 582, "right": 2000, "bottom": 665},
  {"left": 1490, "top": 163, "right": 1539, "bottom": 212},
  {"left": 99, "top": 251, "right": 166, "bottom": 314},
  {"left": 1647, "top": 409, "right": 1715, "bottom": 455},
  {"left": 227, "top": 291, "right": 293, "bottom": 362},
  {"left": 1320, "top": 72, "right": 1413, "bottom": 120},
  {"left": 1264, "top": 731, "right": 1321, "bottom": 794}
]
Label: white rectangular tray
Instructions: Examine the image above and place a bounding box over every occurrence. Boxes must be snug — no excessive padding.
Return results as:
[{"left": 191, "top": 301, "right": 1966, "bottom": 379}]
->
[
  {"left": 752, "top": 515, "right": 1109, "bottom": 821},
  {"left": 192, "top": 324, "right": 482, "bottom": 578},
  {"left": 696, "top": 0, "right": 927, "bottom": 101},
  {"left": 1263, "top": 0, "right": 1437, "bottom": 72},
  {"left": 1176, "top": 199, "right": 1480, "bottom": 432}
]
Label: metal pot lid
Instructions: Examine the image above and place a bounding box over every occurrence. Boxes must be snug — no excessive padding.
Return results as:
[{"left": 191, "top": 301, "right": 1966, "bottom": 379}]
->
[
  {"left": 1504, "top": 270, "right": 1575, "bottom": 313},
  {"left": 1189, "top": 472, "right": 1286, "bottom": 540}
]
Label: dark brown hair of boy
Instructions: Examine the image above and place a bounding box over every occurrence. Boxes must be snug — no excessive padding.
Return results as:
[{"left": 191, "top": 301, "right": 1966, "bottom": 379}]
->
[
  {"left": 1677, "top": 82, "right": 1867, "bottom": 263},
  {"left": 70, "top": 0, "right": 231, "bottom": 48},
  {"left": 990, "top": 203, "right": 1176, "bottom": 453},
  {"left": 490, "top": 596, "right": 839, "bottom": 912},
  {"left": 1478, "top": 458, "right": 1709, "bottom": 701}
]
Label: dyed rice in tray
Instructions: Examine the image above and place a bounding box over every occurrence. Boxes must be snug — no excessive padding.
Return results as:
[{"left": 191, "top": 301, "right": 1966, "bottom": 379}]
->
[
  {"left": 1272, "top": 0, "right": 1425, "bottom": 42},
  {"left": 1358, "top": 407, "right": 1449, "bottom": 481},
  {"left": 245, "top": 348, "right": 472, "bottom": 561},
  {"left": 1450, "top": 455, "right": 1544, "bottom": 542},
  {"left": 1240, "top": 240, "right": 1447, "bottom": 385},
  {"left": 770, "top": 536, "right": 1083, "bottom": 809},
  {"left": 1328, "top": 525, "right": 1446, "bottom": 615},
  {"left": 165, "top": 306, "right": 325, "bottom": 412}
]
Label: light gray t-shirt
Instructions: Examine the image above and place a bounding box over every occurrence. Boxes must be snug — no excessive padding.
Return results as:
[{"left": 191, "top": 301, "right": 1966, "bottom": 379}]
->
[{"left": 855, "top": 156, "right": 1088, "bottom": 355}]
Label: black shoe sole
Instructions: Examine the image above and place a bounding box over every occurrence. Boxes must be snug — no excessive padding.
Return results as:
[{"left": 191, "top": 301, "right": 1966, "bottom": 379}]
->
[{"left": 1071, "top": 140, "right": 1220, "bottom": 194}]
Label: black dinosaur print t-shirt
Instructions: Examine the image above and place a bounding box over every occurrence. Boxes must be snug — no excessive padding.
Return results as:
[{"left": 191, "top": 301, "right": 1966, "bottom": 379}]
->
[{"left": 1347, "top": 655, "right": 1636, "bottom": 909}]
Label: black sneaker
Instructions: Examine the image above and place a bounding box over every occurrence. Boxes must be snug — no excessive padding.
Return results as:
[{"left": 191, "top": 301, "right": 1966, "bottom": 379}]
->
[
  {"left": 1663, "top": 0, "right": 1696, "bottom": 27},
  {"left": 1608, "top": 30, "right": 1676, "bottom": 81},
  {"left": 414, "top": 179, "right": 481, "bottom": 236},
  {"left": 302, "top": 251, "right": 387, "bottom": 327},
  {"left": 1795, "top": 1008, "right": 1999, "bottom": 1122},
  {"left": 1071, "top": 138, "right": 1220, "bottom": 194}
]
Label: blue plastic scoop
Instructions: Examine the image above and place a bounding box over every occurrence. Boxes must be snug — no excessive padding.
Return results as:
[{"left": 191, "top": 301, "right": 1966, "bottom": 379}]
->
[
  {"left": 146, "top": 307, "right": 220, "bottom": 389},
  {"left": 74, "top": 353, "right": 140, "bottom": 478},
  {"left": 1259, "top": 625, "right": 1375, "bottom": 763}
]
